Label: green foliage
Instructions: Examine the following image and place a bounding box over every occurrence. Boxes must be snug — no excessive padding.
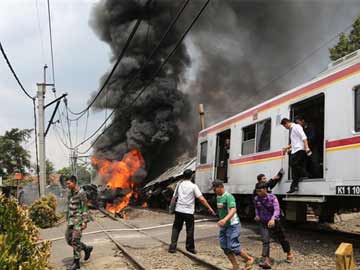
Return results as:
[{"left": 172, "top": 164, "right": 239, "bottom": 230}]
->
[
  {"left": 330, "top": 16, "right": 360, "bottom": 60},
  {"left": 0, "top": 194, "right": 51, "bottom": 270},
  {"left": 29, "top": 194, "right": 58, "bottom": 229},
  {"left": 57, "top": 166, "right": 71, "bottom": 178},
  {"left": 0, "top": 128, "right": 32, "bottom": 178},
  {"left": 57, "top": 165, "right": 93, "bottom": 186}
]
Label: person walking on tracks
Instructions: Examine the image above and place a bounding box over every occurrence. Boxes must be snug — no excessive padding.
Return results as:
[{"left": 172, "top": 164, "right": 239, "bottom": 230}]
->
[
  {"left": 212, "top": 180, "right": 254, "bottom": 270},
  {"left": 254, "top": 183, "right": 293, "bottom": 269},
  {"left": 168, "top": 169, "right": 215, "bottom": 254},
  {"left": 65, "top": 175, "right": 93, "bottom": 270},
  {"left": 281, "top": 118, "right": 311, "bottom": 193}
]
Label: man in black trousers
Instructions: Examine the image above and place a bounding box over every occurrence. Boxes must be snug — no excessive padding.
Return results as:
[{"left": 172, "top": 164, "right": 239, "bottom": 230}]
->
[
  {"left": 168, "top": 169, "right": 215, "bottom": 254},
  {"left": 281, "top": 118, "right": 311, "bottom": 193}
]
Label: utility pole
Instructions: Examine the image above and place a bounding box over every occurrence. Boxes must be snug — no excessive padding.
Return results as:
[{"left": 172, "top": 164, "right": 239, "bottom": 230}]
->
[
  {"left": 37, "top": 65, "right": 55, "bottom": 197},
  {"left": 37, "top": 82, "right": 46, "bottom": 197}
]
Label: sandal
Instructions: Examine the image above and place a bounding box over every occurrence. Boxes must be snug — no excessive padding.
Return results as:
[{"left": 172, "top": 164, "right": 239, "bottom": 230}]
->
[{"left": 242, "top": 257, "right": 254, "bottom": 270}]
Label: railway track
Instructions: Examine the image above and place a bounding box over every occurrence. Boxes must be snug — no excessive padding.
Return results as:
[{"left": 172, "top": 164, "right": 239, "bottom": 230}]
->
[{"left": 96, "top": 209, "right": 226, "bottom": 270}]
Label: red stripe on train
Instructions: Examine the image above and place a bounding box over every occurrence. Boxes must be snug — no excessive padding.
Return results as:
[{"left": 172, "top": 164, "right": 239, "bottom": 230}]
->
[
  {"left": 230, "top": 150, "right": 283, "bottom": 164},
  {"left": 326, "top": 136, "right": 360, "bottom": 148},
  {"left": 199, "top": 63, "right": 360, "bottom": 138}
]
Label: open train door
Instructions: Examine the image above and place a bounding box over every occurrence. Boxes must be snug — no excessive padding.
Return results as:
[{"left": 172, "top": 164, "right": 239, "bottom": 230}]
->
[
  {"left": 289, "top": 93, "right": 325, "bottom": 179},
  {"left": 214, "top": 129, "right": 231, "bottom": 183}
]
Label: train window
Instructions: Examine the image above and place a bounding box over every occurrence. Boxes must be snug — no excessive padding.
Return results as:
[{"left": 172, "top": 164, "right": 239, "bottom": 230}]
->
[
  {"left": 200, "top": 141, "right": 208, "bottom": 164},
  {"left": 242, "top": 125, "right": 256, "bottom": 155},
  {"left": 242, "top": 118, "right": 271, "bottom": 155},
  {"left": 355, "top": 87, "right": 360, "bottom": 132},
  {"left": 256, "top": 119, "right": 271, "bottom": 152}
]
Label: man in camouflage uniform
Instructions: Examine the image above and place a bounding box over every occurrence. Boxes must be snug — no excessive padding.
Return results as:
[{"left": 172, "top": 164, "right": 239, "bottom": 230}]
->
[{"left": 65, "top": 175, "right": 92, "bottom": 270}]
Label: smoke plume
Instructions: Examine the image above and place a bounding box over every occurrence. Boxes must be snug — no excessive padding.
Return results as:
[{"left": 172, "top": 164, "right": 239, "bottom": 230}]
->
[
  {"left": 90, "top": 0, "right": 191, "bottom": 177},
  {"left": 90, "top": 0, "right": 360, "bottom": 178}
]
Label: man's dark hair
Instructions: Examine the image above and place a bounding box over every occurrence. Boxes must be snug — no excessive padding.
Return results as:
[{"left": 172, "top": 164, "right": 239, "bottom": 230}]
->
[
  {"left": 280, "top": 118, "right": 291, "bottom": 125},
  {"left": 255, "top": 182, "right": 267, "bottom": 190},
  {"left": 212, "top": 180, "right": 224, "bottom": 188},
  {"left": 257, "top": 173, "right": 265, "bottom": 182},
  {"left": 68, "top": 175, "right": 77, "bottom": 184},
  {"left": 183, "top": 169, "right": 193, "bottom": 179}
]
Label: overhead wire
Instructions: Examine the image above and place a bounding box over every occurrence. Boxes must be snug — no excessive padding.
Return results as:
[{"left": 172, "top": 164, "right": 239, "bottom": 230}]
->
[
  {"left": 76, "top": 0, "right": 211, "bottom": 154},
  {"left": 245, "top": 20, "right": 356, "bottom": 99},
  {"left": 46, "top": 0, "right": 56, "bottom": 90},
  {"left": 66, "top": 0, "right": 154, "bottom": 119},
  {"left": 35, "top": 0, "right": 46, "bottom": 63},
  {"left": 0, "top": 41, "right": 35, "bottom": 100},
  {"left": 0, "top": 40, "right": 40, "bottom": 188},
  {"left": 70, "top": 0, "right": 192, "bottom": 152},
  {"left": 71, "top": 0, "right": 192, "bottom": 150}
]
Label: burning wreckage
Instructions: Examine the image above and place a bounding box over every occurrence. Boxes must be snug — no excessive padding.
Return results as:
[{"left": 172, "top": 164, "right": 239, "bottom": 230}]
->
[
  {"left": 81, "top": 157, "right": 196, "bottom": 214},
  {"left": 80, "top": 150, "right": 146, "bottom": 216}
]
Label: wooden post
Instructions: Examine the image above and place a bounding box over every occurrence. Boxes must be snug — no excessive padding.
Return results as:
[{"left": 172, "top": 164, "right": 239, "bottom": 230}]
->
[
  {"left": 335, "top": 243, "right": 355, "bottom": 270},
  {"left": 198, "top": 104, "right": 205, "bottom": 130}
]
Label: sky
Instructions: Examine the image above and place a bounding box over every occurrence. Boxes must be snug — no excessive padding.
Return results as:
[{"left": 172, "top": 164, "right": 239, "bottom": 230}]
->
[
  {"left": 1, "top": 0, "right": 360, "bottom": 171},
  {"left": 0, "top": 0, "right": 110, "bottom": 170}
]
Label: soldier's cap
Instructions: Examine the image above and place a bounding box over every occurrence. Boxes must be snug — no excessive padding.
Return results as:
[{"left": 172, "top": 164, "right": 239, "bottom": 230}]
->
[{"left": 211, "top": 180, "right": 224, "bottom": 189}]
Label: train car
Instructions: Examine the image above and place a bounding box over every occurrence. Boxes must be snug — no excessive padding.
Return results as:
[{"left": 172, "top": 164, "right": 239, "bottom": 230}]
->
[{"left": 196, "top": 49, "right": 360, "bottom": 222}]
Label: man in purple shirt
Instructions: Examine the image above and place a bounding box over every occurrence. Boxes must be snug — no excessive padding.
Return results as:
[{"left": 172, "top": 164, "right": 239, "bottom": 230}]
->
[{"left": 254, "top": 183, "right": 293, "bottom": 269}]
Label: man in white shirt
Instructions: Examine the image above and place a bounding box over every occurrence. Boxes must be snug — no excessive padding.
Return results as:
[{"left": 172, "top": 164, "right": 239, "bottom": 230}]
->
[
  {"left": 168, "top": 169, "right": 215, "bottom": 254},
  {"left": 281, "top": 118, "right": 311, "bottom": 193}
]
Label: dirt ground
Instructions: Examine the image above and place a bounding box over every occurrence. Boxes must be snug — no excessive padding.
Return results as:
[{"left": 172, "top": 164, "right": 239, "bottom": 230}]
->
[{"left": 41, "top": 208, "right": 360, "bottom": 270}]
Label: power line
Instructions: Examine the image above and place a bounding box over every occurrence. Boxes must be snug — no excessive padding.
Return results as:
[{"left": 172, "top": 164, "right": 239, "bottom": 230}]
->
[
  {"left": 46, "top": 0, "right": 56, "bottom": 90},
  {"left": 35, "top": 0, "right": 46, "bottom": 63},
  {"left": 0, "top": 41, "right": 34, "bottom": 100},
  {"left": 67, "top": 0, "right": 153, "bottom": 119},
  {"left": 69, "top": 0, "right": 192, "bottom": 149},
  {"left": 246, "top": 20, "right": 356, "bottom": 99},
  {"left": 77, "top": 0, "right": 211, "bottom": 154}
]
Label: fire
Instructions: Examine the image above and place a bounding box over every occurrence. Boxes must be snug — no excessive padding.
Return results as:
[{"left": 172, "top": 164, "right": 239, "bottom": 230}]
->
[
  {"left": 142, "top": 201, "right": 148, "bottom": 208},
  {"left": 92, "top": 149, "right": 144, "bottom": 213}
]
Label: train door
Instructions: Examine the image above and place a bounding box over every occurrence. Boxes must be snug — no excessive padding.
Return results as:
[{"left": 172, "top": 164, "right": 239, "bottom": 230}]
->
[
  {"left": 214, "top": 129, "right": 231, "bottom": 182},
  {"left": 290, "top": 93, "right": 325, "bottom": 179}
]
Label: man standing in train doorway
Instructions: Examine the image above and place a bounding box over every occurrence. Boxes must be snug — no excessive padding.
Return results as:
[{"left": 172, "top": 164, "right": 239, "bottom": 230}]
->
[{"left": 281, "top": 118, "right": 311, "bottom": 193}]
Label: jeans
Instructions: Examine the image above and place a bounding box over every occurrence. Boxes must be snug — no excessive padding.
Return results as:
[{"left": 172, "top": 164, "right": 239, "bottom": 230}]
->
[
  {"left": 219, "top": 223, "right": 241, "bottom": 255},
  {"left": 169, "top": 211, "right": 195, "bottom": 251},
  {"left": 290, "top": 150, "right": 308, "bottom": 189},
  {"left": 260, "top": 220, "right": 290, "bottom": 257}
]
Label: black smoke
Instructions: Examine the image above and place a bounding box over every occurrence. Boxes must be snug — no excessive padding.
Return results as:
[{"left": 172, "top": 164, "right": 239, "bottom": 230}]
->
[
  {"left": 90, "top": 0, "right": 191, "bottom": 177},
  {"left": 90, "top": 0, "right": 360, "bottom": 178}
]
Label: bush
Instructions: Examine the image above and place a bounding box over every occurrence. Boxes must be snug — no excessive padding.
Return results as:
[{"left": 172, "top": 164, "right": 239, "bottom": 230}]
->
[
  {"left": 0, "top": 194, "right": 51, "bottom": 270},
  {"left": 29, "top": 194, "right": 58, "bottom": 229}
]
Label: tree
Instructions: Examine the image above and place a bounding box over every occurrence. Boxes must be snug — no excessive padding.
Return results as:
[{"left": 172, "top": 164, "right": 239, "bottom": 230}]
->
[
  {"left": 330, "top": 16, "right": 360, "bottom": 60},
  {"left": 0, "top": 129, "right": 32, "bottom": 178},
  {"left": 46, "top": 160, "right": 55, "bottom": 184},
  {"left": 57, "top": 164, "right": 93, "bottom": 186}
]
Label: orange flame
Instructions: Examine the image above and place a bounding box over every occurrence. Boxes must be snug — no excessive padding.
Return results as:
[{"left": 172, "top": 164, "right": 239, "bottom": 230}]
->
[{"left": 92, "top": 150, "right": 144, "bottom": 213}]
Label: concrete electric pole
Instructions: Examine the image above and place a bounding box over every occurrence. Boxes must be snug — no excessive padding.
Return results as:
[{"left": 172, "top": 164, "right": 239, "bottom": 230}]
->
[{"left": 37, "top": 82, "right": 46, "bottom": 197}]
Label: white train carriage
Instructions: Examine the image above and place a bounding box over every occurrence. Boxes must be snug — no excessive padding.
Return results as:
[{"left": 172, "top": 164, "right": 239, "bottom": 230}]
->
[{"left": 196, "top": 50, "right": 360, "bottom": 222}]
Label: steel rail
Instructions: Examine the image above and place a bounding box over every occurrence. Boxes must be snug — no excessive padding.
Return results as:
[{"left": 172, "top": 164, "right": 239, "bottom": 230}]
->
[
  {"left": 105, "top": 211, "right": 227, "bottom": 270},
  {"left": 93, "top": 219, "right": 147, "bottom": 270}
]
